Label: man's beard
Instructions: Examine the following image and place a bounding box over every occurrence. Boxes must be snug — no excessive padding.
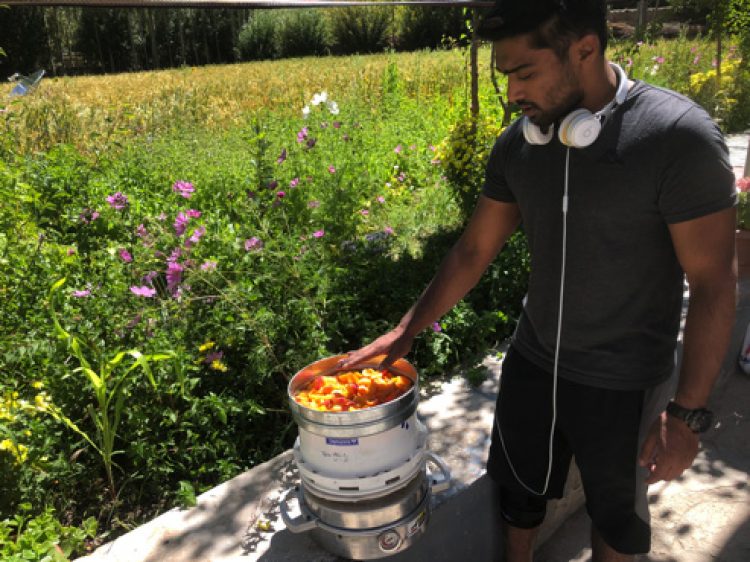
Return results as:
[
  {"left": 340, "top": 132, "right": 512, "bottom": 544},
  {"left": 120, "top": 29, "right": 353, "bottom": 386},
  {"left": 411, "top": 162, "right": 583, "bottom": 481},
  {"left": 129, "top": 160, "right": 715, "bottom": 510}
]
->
[{"left": 526, "top": 89, "right": 585, "bottom": 131}]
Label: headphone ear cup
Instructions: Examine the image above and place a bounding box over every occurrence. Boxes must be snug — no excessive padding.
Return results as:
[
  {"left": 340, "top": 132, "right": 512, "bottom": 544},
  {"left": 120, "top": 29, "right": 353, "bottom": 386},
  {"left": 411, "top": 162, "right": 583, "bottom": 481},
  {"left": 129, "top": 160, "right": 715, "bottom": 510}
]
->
[
  {"left": 558, "top": 109, "right": 601, "bottom": 148},
  {"left": 522, "top": 117, "right": 554, "bottom": 145}
]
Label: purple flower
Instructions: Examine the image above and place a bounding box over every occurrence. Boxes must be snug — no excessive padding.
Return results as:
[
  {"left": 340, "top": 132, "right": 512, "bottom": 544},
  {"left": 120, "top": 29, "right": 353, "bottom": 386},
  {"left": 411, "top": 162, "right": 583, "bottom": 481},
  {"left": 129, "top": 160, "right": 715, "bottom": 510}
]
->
[
  {"left": 297, "top": 127, "right": 309, "bottom": 143},
  {"left": 118, "top": 248, "right": 133, "bottom": 263},
  {"left": 290, "top": 178, "right": 300, "bottom": 188},
  {"left": 143, "top": 271, "right": 158, "bottom": 284},
  {"left": 106, "top": 192, "right": 129, "bottom": 210},
  {"left": 308, "top": 200, "right": 320, "bottom": 209},
  {"left": 268, "top": 180, "right": 278, "bottom": 190},
  {"left": 306, "top": 138, "right": 317, "bottom": 149},
  {"left": 200, "top": 260, "right": 217, "bottom": 271},
  {"left": 204, "top": 350, "right": 224, "bottom": 364},
  {"left": 174, "top": 212, "right": 189, "bottom": 236},
  {"left": 333, "top": 121, "right": 341, "bottom": 129},
  {"left": 247, "top": 190, "right": 257, "bottom": 200},
  {"left": 276, "top": 191, "right": 286, "bottom": 199},
  {"left": 130, "top": 286, "right": 156, "bottom": 297},
  {"left": 186, "top": 209, "right": 202, "bottom": 219},
  {"left": 328, "top": 165, "right": 336, "bottom": 174},
  {"left": 167, "top": 247, "right": 182, "bottom": 263},
  {"left": 66, "top": 248, "right": 76, "bottom": 256},
  {"left": 185, "top": 226, "right": 206, "bottom": 248},
  {"left": 166, "top": 261, "right": 183, "bottom": 292},
  {"left": 277, "top": 148, "right": 287, "bottom": 165},
  {"left": 136, "top": 223, "right": 148, "bottom": 238},
  {"left": 245, "top": 237, "right": 263, "bottom": 251},
  {"left": 312, "top": 229, "right": 325, "bottom": 239},
  {"left": 431, "top": 322, "right": 442, "bottom": 333},
  {"left": 172, "top": 181, "right": 195, "bottom": 199},
  {"left": 72, "top": 289, "right": 91, "bottom": 298},
  {"left": 384, "top": 226, "right": 394, "bottom": 235},
  {"left": 79, "top": 208, "right": 100, "bottom": 224}
]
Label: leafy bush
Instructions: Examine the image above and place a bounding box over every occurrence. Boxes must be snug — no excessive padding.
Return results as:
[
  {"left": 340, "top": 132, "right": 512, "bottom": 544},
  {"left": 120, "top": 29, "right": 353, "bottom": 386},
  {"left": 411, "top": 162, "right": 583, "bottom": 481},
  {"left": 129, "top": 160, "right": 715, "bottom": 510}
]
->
[
  {"left": 277, "top": 9, "right": 330, "bottom": 59},
  {"left": 237, "top": 11, "right": 279, "bottom": 61},
  {"left": 394, "top": 6, "right": 469, "bottom": 51},
  {"left": 327, "top": 6, "right": 393, "bottom": 55}
]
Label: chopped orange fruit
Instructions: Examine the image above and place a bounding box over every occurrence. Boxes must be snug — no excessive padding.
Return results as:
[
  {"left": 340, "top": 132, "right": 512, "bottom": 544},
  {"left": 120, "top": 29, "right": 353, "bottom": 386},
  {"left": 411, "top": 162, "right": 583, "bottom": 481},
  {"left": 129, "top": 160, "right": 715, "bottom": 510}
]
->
[{"left": 294, "top": 368, "right": 413, "bottom": 411}]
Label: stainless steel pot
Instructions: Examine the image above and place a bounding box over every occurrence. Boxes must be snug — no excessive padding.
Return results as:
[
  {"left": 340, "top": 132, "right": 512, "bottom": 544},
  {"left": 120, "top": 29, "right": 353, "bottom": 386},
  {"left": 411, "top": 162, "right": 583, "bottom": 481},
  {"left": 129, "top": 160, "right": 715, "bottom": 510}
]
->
[{"left": 287, "top": 355, "right": 419, "bottom": 438}]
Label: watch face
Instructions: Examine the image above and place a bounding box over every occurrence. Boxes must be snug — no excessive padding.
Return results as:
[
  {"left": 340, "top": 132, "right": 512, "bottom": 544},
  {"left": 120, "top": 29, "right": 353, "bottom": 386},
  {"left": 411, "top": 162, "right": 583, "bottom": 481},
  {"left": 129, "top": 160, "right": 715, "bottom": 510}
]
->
[{"left": 685, "top": 409, "right": 714, "bottom": 433}]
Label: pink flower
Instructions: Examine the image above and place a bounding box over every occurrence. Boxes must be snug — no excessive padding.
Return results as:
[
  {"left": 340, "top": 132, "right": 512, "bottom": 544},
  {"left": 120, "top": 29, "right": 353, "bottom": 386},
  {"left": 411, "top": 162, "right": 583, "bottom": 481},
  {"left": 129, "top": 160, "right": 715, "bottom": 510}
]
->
[
  {"left": 185, "top": 226, "right": 206, "bottom": 248},
  {"left": 143, "top": 271, "right": 158, "bottom": 284},
  {"left": 200, "top": 260, "right": 217, "bottom": 271},
  {"left": 328, "top": 165, "right": 336, "bottom": 174},
  {"left": 428, "top": 145, "right": 436, "bottom": 152},
  {"left": 376, "top": 196, "right": 385, "bottom": 204},
  {"left": 130, "top": 286, "right": 156, "bottom": 297},
  {"left": 66, "top": 248, "right": 76, "bottom": 256},
  {"left": 79, "top": 208, "right": 100, "bottom": 223},
  {"left": 166, "top": 261, "right": 183, "bottom": 293},
  {"left": 72, "top": 289, "right": 91, "bottom": 298},
  {"left": 308, "top": 200, "right": 320, "bottom": 209},
  {"left": 384, "top": 226, "right": 394, "bottom": 235},
  {"left": 245, "top": 237, "right": 263, "bottom": 251},
  {"left": 360, "top": 209, "right": 369, "bottom": 216},
  {"left": 653, "top": 56, "right": 665, "bottom": 64},
  {"left": 118, "top": 248, "right": 133, "bottom": 263},
  {"left": 277, "top": 191, "right": 286, "bottom": 199},
  {"left": 136, "top": 224, "right": 148, "bottom": 238},
  {"left": 172, "top": 181, "right": 195, "bottom": 199},
  {"left": 738, "top": 177, "right": 750, "bottom": 192},
  {"left": 174, "top": 212, "right": 189, "bottom": 236},
  {"left": 431, "top": 322, "right": 442, "bottom": 333},
  {"left": 106, "top": 192, "right": 129, "bottom": 210},
  {"left": 394, "top": 144, "right": 403, "bottom": 154},
  {"left": 290, "top": 178, "right": 299, "bottom": 188},
  {"left": 157, "top": 212, "right": 167, "bottom": 221},
  {"left": 277, "top": 148, "right": 287, "bottom": 165},
  {"left": 333, "top": 121, "right": 341, "bottom": 129},
  {"left": 297, "top": 127, "right": 309, "bottom": 143},
  {"left": 312, "top": 229, "right": 325, "bottom": 238},
  {"left": 186, "top": 209, "right": 202, "bottom": 218},
  {"left": 692, "top": 55, "right": 701, "bottom": 65}
]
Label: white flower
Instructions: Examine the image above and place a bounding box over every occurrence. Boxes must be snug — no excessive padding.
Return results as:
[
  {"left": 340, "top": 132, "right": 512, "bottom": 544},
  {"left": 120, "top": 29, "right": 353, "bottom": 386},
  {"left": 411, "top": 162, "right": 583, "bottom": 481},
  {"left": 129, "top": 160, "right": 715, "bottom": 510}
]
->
[
  {"left": 326, "top": 100, "right": 339, "bottom": 115},
  {"left": 311, "top": 91, "right": 328, "bottom": 106},
  {"left": 302, "top": 105, "right": 310, "bottom": 118},
  {"left": 650, "top": 64, "right": 660, "bottom": 76}
]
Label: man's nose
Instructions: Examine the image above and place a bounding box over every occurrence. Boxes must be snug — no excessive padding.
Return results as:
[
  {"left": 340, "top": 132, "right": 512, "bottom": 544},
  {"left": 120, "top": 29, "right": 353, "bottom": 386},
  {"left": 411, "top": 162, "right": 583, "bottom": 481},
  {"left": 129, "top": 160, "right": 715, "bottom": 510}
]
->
[{"left": 506, "top": 76, "right": 523, "bottom": 104}]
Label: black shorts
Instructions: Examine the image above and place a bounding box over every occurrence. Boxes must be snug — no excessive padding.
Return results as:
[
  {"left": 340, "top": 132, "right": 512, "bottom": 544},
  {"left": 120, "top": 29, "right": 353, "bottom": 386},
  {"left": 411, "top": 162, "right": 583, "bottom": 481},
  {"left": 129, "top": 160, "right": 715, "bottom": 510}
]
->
[{"left": 486, "top": 346, "right": 663, "bottom": 555}]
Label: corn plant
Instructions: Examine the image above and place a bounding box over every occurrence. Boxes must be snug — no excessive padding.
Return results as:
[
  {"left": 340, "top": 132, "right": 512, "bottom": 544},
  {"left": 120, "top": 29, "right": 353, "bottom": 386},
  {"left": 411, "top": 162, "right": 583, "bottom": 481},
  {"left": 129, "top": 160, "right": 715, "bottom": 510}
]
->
[{"left": 47, "top": 278, "right": 173, "bottom": 500}]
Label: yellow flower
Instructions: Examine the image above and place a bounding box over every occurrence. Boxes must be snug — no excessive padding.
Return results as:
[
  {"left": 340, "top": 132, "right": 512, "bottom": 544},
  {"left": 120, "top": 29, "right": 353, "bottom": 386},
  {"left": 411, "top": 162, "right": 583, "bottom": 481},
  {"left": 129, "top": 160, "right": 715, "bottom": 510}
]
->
[
  {"left": 199, "top": 341, "right": 215, "bottom": 352},
  {"left": 32, "top": 381, "right": 44, "bottom": 389},
  {"left": 210, "top": 359, "right": 228, "bottom": 372},
  {"left": 34, "top": 393, "right": 51, "bottom": 411},
  {"left": 0, "top": 439, "right": 28, "bottom": 464}
]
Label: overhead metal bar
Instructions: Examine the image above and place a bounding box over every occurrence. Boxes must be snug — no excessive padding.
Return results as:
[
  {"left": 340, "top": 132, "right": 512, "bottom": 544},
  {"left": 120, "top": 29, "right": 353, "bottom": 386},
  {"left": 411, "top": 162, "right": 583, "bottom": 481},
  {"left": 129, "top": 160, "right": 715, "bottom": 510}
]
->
[{"left": 3, "top": 0, "right": 494, "bottom": 8}]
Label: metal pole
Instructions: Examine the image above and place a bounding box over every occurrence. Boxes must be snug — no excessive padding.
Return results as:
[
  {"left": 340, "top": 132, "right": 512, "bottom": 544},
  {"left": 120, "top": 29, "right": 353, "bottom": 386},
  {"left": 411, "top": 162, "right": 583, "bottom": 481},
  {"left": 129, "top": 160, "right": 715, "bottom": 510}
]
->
[{"left": 744, "top": 138, "right": 750, "bottom": 178}]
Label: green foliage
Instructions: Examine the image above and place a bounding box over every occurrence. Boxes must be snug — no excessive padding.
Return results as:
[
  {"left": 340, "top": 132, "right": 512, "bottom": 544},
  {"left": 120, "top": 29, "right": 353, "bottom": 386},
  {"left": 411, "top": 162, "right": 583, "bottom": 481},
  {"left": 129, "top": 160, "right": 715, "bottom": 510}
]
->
[
  {"left": 0, "top": 505, "right": 96, "bottom": 562},
  {"left": 237, "top": 11, "right": 279, "bottom": 61},
  {"left": 328, "top": 6, "right": 393, "bottom": 55},
  {"left": 277, "top": 9, "right": 330, "bottom": 59},
  {"left": 394, "top": 6, "right": 469, "bottom": 51}
]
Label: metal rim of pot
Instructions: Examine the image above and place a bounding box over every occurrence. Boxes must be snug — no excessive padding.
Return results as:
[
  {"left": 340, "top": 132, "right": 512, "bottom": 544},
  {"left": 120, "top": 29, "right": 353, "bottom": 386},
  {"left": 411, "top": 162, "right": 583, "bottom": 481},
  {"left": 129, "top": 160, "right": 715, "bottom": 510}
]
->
[{"left": 287, "top": 354, "right": 419, "bottom": 437}]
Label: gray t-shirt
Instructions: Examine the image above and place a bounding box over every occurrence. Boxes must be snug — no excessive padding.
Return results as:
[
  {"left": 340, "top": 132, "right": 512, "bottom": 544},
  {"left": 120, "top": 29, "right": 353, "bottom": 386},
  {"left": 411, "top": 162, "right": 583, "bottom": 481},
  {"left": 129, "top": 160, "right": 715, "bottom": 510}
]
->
[{"left": 482, "top": 80, "right": 736, "bottom": 391}]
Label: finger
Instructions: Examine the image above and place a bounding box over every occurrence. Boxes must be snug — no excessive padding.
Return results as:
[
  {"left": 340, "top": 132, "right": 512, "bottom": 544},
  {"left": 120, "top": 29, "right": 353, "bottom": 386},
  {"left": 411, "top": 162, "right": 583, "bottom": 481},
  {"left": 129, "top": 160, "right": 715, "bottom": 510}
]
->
[{"left": 638, "top": 433, "right": 658, "bottom": 467}]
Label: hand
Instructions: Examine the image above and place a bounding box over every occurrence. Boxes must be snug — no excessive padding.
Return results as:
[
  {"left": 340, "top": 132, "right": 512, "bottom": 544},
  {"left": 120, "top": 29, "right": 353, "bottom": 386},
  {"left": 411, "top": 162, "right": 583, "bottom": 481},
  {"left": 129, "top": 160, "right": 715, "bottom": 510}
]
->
[
  {"left": 638, "top": 411, "right": 700, "bottom": 485},
  {"left": 337, "top": 328, "right": 415, "bottom": 371}
]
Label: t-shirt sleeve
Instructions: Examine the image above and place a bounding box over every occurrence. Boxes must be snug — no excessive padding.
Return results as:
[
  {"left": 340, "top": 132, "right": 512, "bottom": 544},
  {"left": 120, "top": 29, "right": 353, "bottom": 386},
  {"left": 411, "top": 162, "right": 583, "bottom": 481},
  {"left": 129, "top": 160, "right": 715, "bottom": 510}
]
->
[
  {"left": 657, "top": 106, "right": 737, "bottom": 224},
  {"left": 481, "top": 128, "right": 516, "bottom": 203}
]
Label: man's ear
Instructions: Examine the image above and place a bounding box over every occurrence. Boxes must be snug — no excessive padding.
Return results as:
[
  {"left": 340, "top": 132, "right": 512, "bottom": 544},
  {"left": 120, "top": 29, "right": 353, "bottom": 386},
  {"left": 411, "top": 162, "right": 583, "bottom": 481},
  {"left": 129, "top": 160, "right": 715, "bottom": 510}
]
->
[{"left": 571, "top": 33, "right": 599, "bottom": 63}]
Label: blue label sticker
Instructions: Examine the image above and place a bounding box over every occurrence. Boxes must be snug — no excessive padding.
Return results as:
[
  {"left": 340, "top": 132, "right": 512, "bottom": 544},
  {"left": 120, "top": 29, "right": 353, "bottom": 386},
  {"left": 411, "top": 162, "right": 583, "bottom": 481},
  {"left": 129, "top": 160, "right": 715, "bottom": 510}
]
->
[{"left": 325, "top": 437, "right": 359, "bottom": 446}]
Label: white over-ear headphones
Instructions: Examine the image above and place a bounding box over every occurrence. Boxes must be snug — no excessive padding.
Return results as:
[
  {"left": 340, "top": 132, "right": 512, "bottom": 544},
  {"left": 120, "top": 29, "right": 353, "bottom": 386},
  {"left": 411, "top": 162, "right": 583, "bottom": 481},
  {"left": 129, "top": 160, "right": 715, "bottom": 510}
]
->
[{"left": 522, "top": 62, "right": 629, "bottom": 148}]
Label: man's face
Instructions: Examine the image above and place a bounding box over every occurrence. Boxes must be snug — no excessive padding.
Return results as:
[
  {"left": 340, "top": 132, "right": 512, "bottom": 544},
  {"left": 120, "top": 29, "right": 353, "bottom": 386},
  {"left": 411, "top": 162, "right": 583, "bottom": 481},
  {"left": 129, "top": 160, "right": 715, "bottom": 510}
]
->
[{"left": 494, "top": 34, "right": 584, "bottom": 130}]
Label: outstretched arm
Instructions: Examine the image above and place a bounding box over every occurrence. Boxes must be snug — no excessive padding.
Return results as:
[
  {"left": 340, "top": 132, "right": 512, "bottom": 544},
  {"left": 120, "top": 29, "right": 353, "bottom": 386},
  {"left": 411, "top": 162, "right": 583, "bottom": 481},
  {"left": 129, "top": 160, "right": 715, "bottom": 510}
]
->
[
  {"left": 340, "top": 195, "right": 522, "bottom": 369},
  {"left": 639, "top": 206, "right": 736, "bottom": 484}
]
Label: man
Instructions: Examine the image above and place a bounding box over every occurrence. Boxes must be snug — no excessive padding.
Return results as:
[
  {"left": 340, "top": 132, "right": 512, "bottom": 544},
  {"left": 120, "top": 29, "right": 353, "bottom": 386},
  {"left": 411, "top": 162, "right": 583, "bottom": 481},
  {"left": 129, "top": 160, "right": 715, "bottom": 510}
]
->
[{"left": 340, "top": 0, "right": 737, "bottom": 560}]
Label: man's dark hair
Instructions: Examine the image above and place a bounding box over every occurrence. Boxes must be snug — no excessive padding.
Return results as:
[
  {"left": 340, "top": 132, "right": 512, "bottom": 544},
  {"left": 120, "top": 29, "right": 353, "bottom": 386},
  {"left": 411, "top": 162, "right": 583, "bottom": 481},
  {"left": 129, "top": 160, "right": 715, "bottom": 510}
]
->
[{"left": 477, "top": 0, "right": 608, "bottom": 58}]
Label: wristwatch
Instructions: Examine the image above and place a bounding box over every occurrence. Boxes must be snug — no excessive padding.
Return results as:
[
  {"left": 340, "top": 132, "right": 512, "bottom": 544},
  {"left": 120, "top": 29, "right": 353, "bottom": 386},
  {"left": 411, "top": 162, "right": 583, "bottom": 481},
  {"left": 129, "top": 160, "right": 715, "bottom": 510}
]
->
[{"left": 666, "top": 401, "right": 714, "bottom": 433}]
